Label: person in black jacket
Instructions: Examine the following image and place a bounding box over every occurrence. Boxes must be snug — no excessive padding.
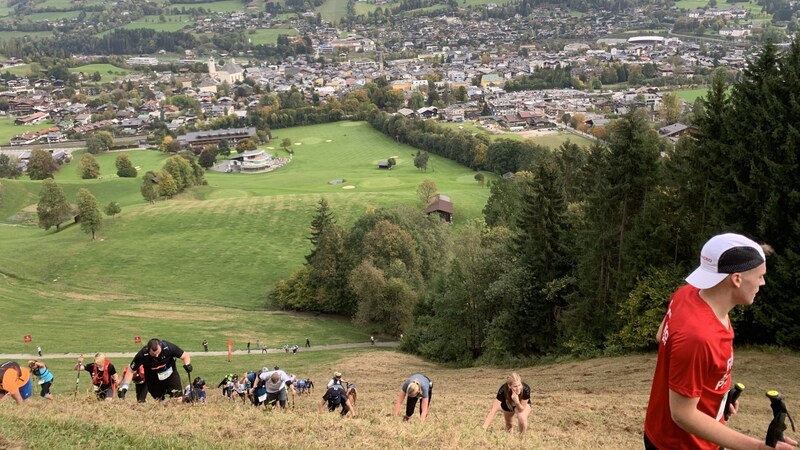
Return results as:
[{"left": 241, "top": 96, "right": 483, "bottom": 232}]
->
[{"left": 119, "top": 338, "right": 192, "bottom": 402}]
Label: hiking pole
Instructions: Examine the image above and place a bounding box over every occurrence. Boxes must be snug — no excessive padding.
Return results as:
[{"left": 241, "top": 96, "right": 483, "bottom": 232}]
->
[
  {"left": 724, "top": 383, "right": 745, "bottom": 421},
  {"left": 73, "top": 354, "right": 83, "bottom": 399},
  {"left": 766, "top": 391, "right": 796, "bottom": 448},
  {"left": 184, "top": 365, "right": 196, "bottom": 403}
]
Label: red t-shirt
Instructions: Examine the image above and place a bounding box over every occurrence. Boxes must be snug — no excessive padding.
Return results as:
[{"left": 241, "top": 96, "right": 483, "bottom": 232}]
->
[{"left": 645, "top": 285, "right": 734, "bottom": 450}]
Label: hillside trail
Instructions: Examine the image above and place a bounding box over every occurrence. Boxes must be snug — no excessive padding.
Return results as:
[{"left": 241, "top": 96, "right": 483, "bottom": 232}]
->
[{"left": 0, "top": 341, "right": 398, "bottom": 360}]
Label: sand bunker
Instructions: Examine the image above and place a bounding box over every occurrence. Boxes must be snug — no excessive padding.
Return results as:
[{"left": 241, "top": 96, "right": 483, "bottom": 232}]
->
[
  {"left": 342, "top": 185, "right": 355, "bottom": 190},
  {"left": 325, "top": 139, "right": 332, "bottom": 142},
  {"left": 294, "top": 142, "right": 302, "bottom": 145},
  {"left": 266, "top": 146, "right": 275, "bottom": 149}
]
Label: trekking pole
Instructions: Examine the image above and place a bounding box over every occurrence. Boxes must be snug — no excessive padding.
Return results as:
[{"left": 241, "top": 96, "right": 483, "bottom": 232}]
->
[
  {"left": 73, "top": 354, "right": 82, "bottom": 399},
  {"left": 184, "top": 367, "right": 197, "bottom": 403},
  {"left": 724, "top": 383, "right": 745, "bottom": 421},
  {"left": 766, "top": 391, "right": 796, "bottom": 448}
]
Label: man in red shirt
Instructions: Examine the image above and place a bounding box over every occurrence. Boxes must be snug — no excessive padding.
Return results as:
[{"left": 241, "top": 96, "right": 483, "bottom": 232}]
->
[{"left": 645, "top": 233, "right": 796, "bottom": 450}]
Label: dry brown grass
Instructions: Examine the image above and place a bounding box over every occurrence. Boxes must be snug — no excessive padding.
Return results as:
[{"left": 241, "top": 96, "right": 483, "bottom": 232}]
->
[{"left": 1, "top": 349, "right": 799, "bottom": 449}]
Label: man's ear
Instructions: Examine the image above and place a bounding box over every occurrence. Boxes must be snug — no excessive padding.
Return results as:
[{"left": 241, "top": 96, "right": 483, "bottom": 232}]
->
[{"left": 730, "top": 273, "right": 742, "bottom": 288}]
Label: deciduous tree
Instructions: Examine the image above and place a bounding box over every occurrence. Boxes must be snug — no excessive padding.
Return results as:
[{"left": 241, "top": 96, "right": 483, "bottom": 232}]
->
[
  {"left": 413, "top": 150, "right": 429, "bottom": 171},
  {"left": 27, "top": 149, "right": 59, "bottom": 180},
  {"left": 79, "top": 153, "right": 100, "bottom": 179},
  {"left": 37, "top": 178, "right": 72, "bottom": 231},
  {"left": 115, "top": 153, "right": 137, "bottom": 177},
  {"left": 76, "top": 188, "right": 102, "bottom": 240},
  {"left": 140, "top": 171, "right": 158, "bottom": 204},
  {"left": 104, "top": 201, "right": 121, "bottom": 217},
  {"left": 416, "top": 179, "right": 437, "bottom": 204}
]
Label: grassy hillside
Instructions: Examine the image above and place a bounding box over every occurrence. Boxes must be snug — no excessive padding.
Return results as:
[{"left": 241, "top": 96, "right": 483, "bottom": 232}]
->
[
  {"left": 0, "top": 121, "right": 492, "bottom": 351},
  {"left": 0, "top": 348, "right": 798, "bottom": 448}
]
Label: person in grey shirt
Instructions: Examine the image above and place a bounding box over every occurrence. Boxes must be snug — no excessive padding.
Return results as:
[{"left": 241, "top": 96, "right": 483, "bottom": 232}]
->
[{"left": 392, "top": 374, "right": 432, "bottom": 422}]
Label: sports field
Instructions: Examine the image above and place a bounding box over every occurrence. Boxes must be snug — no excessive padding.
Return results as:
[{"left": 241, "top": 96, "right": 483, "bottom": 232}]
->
[
  {"left": 670, "top": 87, "right": 709, "bottom": 103},
  {"left": 69, "top": 64, "right": 131, "bottom": 82},
  {"left": 246, "top": 27, "right": 299, "bottom": 45},
  {"left": 0, "top": 121, "right": 493, "bottom": 352}
]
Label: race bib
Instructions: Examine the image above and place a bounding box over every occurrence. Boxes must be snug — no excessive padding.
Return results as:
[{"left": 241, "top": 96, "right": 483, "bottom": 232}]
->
[
  {"left": 258, "top": 393, "right": 267, "bottom": 402},
  {"left": 157, "top": 366, "right": 173, "bottom": 381}
]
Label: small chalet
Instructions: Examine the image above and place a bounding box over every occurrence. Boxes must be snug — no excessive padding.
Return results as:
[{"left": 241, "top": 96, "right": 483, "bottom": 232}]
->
[
  {"left": 425, "top": 194, "right": 454, "bottom": 223},
  {"left": 377, "top": 160, "right": 390, "bottom": 169},
  {"left": 658, "top": 122, "right": 699, "bottom": 142}
]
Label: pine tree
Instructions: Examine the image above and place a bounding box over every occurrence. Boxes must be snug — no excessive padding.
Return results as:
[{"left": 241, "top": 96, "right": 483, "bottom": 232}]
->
[
  {"left": 76, "top": 188, "right": 102, "bottom": 240},
  {"left": 37, "top": 179, "right": 72, "bottom": 231},
  {"left": 305, "top": 198, "right": 335, "bottom": 264},
  {"left": 503, "top": 162, "right": 570, "bottom": 353}
]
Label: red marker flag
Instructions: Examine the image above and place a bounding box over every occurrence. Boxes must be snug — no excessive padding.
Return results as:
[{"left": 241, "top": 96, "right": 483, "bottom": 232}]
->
[
  {"left": 227, "top": 339, "right": 233, "bottom": 362},
  {"left": 23, "top": 335, "right": 32, "bottom": 343},
  {"left": 134, "top": 336, "right": 141, "bottom": 344}
]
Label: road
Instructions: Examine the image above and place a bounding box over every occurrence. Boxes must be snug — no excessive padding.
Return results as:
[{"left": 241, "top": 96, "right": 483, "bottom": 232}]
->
[{"left": 0, "top": 341, "right": 399, "bottom": 361}]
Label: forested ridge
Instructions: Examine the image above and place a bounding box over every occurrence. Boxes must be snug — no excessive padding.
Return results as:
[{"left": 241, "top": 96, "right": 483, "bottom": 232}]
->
[{"left": 274, "top": 38, "right": 800, "bottom": 363}]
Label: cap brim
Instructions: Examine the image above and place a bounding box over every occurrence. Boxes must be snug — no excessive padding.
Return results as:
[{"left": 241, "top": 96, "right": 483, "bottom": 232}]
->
[{"left": 686, "top": 267, "right": 729, "bottom": 289}]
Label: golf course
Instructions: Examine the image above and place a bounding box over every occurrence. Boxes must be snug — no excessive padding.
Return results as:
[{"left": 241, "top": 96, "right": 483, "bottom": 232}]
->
[{"left": 0, "top": 120, "right": 493, "bottom": 354}]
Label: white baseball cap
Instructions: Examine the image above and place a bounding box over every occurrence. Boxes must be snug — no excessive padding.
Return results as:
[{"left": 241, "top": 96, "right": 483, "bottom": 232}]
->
[{"left": 685, "top": 233, "right": 766, "bottom": 289}]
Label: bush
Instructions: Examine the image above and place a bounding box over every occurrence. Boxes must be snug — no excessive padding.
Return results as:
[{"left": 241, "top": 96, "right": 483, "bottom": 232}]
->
[{"left": 612, "top": 266, "right": 684, "bottom": 352}]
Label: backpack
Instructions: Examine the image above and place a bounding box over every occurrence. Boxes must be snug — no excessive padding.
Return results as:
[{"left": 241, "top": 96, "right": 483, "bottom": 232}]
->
[
  {"left": 92, "top": 360, "right": 112, "bottom": 386},
  {"left": 0, "top": 362, "right": 23, "bottom": 389}
]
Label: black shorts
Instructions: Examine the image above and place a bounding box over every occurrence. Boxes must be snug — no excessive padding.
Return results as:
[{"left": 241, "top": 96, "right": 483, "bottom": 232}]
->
[
  {"left": 328, "top": 400, "right": 350, "bottom": 415},
  {"left": 147, "top": 370, "right": 183, "bottom": 400}
]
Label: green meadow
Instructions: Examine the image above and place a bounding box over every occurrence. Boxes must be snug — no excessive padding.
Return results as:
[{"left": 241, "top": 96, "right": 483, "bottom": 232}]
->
[
  {"left": 69, "top": 64, "right": 131, "bottom": 82},
  {"left": 317, "top": 0, "right": 349, "bottom": 22},
  {"left": 119, "top": 15, "right": 193, "bottom": 32},
  {"left": 182, "top": 0, "right": 249, "bottom": 12},
  {"left": 671, "top": 87, "right": 709, "bottom": 103},
  {"left": 24, "top": 10, "right": 82, "bottom": 21},
  {"left": 0, "top": 117, "right": 23, "bottom": 145},
  {"left": 246, "top": 27, "right": 299, "bottom": 45},
  {"left": 0, "top": 121, "right": 492, "bottom": 352},
  {"left": 36, "top": 0, "right": 103, "bottom": 8},
  {"left": 0, "top": 30, "right": 54, "bottom": 41}
]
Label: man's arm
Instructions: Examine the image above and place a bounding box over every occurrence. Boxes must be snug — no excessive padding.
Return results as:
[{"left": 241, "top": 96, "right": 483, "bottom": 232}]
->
[{"left": 670, "top": 390, "right": 796, "bottom": 450}]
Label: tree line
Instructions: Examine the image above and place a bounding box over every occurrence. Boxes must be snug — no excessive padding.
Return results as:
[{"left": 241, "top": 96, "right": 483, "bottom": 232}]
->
[{"left": 275, "top": 38, "right": 800, "bottom": 363}]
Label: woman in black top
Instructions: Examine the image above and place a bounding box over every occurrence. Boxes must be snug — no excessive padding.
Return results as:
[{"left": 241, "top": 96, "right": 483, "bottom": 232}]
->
[{"left": 482, "top": 372, "right": 532, "bottom": 433}]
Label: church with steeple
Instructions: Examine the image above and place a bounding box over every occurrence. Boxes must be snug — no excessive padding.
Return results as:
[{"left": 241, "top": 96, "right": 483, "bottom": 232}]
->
[{"left": 207, "top": 56, "right": 244, "bottom": 85}]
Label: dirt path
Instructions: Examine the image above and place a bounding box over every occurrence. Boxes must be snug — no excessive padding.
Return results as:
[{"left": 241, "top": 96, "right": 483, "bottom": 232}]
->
[{"left": 0, "top": 341, "right": 399, "bottom": 360}]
